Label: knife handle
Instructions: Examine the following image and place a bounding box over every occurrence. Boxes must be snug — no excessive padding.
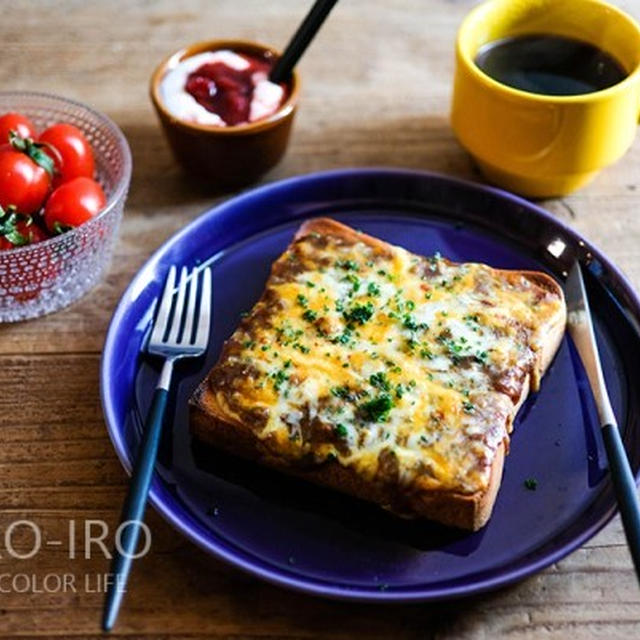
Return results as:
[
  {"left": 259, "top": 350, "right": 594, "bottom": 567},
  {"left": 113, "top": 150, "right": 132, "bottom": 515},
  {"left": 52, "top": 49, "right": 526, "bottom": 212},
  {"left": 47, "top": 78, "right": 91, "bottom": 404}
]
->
[{"left": 602, "top": 422, "right": 640, "bottom": 581}]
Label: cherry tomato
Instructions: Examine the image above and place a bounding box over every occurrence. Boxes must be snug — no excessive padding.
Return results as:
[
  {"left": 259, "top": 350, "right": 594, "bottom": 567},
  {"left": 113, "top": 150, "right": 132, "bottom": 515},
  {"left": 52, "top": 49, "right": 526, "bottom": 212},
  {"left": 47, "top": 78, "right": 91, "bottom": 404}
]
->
[
  {"left": 44, "top": 177, "right": 106, "bottom": 233},
  {"left": 0, "top": 143, "right": 51, "bottom": 213},
  {"left": 0, "top": 206, "right": 54, "bottom": 300},
  {"left": 0, "top": 220, "right": 48, "bottom": 250},
  {"left": 19, "top": 220, "right": 48, "bottom": 244},
  {"left": 0, "top": 112, "right": 37, "bottom": 142},
  {"left": 39, "top": 123, "right": 95, "bottom": 186},
  {"left": 0, "top": 209, "right": 49, "bottom": 250}
]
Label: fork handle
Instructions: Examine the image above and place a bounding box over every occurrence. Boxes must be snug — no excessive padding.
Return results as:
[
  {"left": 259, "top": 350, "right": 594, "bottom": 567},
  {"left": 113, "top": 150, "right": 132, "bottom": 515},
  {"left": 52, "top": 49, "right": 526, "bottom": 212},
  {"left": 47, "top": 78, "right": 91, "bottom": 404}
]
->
[{"left": 102, "top": 358, "right": 174, "bottom": 632}]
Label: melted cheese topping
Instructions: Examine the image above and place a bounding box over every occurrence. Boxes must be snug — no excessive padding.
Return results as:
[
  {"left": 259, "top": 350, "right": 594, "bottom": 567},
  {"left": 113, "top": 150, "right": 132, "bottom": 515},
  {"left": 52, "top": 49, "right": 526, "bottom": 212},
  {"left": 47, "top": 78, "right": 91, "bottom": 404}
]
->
[{"left": 212, "top": 227, "right": 564, "bottom": 494}]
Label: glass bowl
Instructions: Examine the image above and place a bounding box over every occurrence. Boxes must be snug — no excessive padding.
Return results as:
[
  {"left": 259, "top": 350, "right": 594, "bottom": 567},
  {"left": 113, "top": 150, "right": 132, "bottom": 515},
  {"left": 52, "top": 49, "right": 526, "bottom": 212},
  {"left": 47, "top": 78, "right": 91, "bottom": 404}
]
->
[{"left": 0, "top": 91, "right": 132, "bottom": 322}]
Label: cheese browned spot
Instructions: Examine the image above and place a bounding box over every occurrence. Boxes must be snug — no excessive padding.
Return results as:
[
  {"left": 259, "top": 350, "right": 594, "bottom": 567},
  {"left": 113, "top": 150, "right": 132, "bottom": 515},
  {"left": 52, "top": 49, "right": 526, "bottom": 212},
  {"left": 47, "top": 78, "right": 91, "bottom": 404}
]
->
[{"left": 206, "top": 225, "right": 564, "bottom": 495}]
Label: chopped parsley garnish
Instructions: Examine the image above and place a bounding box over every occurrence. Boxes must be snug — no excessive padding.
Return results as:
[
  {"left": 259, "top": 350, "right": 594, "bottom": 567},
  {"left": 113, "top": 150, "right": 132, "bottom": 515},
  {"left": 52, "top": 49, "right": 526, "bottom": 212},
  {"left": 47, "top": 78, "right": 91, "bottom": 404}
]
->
[
  {"left": 524, "top": 477, "right": 538, "bottom": 491},
  {"left": 406, "top": 338, "right": 418, "bottom": 352},
  {"left": 367, "top": 282, "right": 381, "bottom": 297},
  {"left": 302, "top": 309, "right": 317, "bottom": 322},
  {"left": 332, "top": 327, "right": 353, "bottom": 345},
  {"left": 360, "top": 394, "right": 394, "bottom": 423},
  {"left": 272, "top": 369, "right": 289, "bottom": 391},
  {"left": 336, "top": 259, "right": 359, "bottom": 271},
  {"left": 305, "top": 280, "right": 315, "bottom": 288},
  {"left": 343, "top": 302, "right": 374, "bottom": 325},
  {"left": 331, "top": 385, "right": 351, "bottom": 399},
  {"left": 427, "top": 254, "right": 440, "bottom": 273},
  {"left": 402, "top": 314, "right": 419, "bottom": 331},
  {"left": 419, "top": 347, "right": 433, "bottom": 359},
  {"left": 275, "top": 324, "right": 303, "bottom": 344},
  {"left": 402, "top": 314, "right": 428, "bottom": 332},
  {"left": 334, "top": 423, "right": 348, "bottom": 438},
  {"left": 462, "top": 401, "right": 475, "bottom": 414},
  {"left": 438, "top": 334, "right": 474, "bottom": 365},
  {"left": 369, "top": 372, "right": 391, "bottom": 392},
  {"left": 293, "top": 342, "right": 310, "bottom": 353},
  {"left": 243, "top": 340, "right": 255, "bottom": 349},
  {"left": 345, "top": 273, "right": 360, "bottom": 292},
  {"left": 296, "top": 294, "right": 308, "bottom": 307}
]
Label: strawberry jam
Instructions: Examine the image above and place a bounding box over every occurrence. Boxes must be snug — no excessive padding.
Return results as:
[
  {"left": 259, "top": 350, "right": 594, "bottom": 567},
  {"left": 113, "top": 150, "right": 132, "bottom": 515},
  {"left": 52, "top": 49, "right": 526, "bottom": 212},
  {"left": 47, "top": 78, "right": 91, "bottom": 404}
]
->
[{"left": 185, "top": 53, "right": 279, "bottom": 126}]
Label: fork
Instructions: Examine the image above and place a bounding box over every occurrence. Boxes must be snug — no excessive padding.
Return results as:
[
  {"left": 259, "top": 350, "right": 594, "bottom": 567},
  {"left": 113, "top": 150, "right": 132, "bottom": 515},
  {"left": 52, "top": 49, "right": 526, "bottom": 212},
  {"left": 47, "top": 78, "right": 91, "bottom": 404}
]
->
[{"left": 102, "top": 264, "right": 212, "bottom": 632}]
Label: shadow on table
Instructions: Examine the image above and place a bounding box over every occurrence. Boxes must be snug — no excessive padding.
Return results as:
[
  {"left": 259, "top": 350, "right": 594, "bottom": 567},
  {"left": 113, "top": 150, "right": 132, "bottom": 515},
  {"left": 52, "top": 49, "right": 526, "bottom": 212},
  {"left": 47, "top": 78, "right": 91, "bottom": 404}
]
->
[{"left": 118, "top": 115, "right": 481, "bottom": 211}]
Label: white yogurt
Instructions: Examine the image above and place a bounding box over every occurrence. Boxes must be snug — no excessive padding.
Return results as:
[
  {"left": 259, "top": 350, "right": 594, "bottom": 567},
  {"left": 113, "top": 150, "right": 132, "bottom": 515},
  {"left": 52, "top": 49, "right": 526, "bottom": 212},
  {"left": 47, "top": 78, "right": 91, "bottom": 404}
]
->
[{"left": 159, "top": 50, "right": 285, "bottom": 127}]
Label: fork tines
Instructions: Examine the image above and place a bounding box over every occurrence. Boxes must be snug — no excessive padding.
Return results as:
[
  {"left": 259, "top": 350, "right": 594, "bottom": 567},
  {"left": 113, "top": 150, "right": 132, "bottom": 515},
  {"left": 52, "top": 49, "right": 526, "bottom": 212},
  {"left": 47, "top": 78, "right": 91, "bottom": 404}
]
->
[{"left": 149, "top": 265, "right": 212, "bottom": 354}]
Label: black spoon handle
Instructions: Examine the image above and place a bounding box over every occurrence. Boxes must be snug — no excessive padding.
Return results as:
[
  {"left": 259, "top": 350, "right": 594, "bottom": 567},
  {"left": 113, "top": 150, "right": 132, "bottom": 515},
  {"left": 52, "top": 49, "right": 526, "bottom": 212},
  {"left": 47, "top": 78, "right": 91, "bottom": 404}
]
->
[{"left": 270, "top": 0, "right": 340, "bottom": 84}]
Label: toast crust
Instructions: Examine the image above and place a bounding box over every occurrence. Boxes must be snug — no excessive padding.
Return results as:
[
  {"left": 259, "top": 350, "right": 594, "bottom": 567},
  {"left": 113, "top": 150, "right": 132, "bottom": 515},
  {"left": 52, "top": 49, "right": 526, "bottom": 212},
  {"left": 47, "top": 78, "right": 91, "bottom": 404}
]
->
[{"left": 189, "top": 217, "right": 566, "bottom": 530}]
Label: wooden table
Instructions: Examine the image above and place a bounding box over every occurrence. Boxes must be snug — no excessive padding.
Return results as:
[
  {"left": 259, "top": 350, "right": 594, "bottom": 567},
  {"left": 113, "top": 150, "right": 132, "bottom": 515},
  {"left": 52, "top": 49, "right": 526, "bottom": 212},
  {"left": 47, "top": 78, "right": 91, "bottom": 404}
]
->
[{"left": 1, "top": 0, "right": 639, "bottom": 637}]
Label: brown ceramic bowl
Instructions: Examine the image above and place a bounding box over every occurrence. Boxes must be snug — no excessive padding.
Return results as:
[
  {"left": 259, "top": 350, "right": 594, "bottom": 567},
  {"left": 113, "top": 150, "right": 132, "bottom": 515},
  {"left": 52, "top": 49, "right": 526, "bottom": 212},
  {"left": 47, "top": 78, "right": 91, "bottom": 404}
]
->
[{"left": 150, "top": 39, "right": 300, "bottom": 188}]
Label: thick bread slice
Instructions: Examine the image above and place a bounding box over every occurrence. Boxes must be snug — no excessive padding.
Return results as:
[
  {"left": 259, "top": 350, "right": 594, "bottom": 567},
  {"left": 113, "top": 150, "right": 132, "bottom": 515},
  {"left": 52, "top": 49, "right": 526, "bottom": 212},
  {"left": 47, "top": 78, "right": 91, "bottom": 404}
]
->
[
  {"left": 190, "top": 218, "right": 566, "bottom": 530},
  {"left": 191, "top": 390, "right": 506, "bottom": 530}
]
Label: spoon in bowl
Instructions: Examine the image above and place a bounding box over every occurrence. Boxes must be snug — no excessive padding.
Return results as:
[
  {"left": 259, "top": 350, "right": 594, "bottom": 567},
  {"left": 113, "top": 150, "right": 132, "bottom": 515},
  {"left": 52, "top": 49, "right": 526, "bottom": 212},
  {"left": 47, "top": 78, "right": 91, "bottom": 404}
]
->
[{"left": 270, "top": 0, "right": 340, "bottom": 84}]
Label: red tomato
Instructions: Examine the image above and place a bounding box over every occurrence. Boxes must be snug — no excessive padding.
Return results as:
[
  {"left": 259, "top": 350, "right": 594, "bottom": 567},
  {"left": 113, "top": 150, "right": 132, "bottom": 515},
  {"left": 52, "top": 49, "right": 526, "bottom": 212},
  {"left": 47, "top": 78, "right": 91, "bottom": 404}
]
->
[
  {"left": 0, "top": 112, "right": 37, "bottom": 142},
  {"left": 0, "top": 207, "right": 54, "bottom": 300},
  {"left": 0, "top": 222, "right": 49, "bottom": 251},
  {"left": 0, "top": 144, "right": 51, "bottom": 213},
  {"left": 44, "top": 177, "right": 106, "bottom": 233},
  {"left": 0, "top": 210, "right": 49, "bottom": 250},
  {"left": 20, "top": 220, "right": 49, "bottom": 244},
  {"left": 39, "top": 123, "right": 95, "bottom": 186}
]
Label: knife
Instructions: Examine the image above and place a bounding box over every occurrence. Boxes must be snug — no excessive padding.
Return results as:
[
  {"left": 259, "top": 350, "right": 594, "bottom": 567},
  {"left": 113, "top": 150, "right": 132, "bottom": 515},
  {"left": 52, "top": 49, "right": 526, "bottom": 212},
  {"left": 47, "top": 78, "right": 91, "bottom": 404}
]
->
[{"left": 565, "top": 261, "right": 640, "bottom": 581}]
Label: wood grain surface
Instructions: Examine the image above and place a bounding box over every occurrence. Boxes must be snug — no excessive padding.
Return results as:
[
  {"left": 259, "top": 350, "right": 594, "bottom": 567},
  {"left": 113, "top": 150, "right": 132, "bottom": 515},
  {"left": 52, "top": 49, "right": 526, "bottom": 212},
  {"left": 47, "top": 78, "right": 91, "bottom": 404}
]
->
[{"left": 1, "top": 0, "right": 640, "bottom": 637}]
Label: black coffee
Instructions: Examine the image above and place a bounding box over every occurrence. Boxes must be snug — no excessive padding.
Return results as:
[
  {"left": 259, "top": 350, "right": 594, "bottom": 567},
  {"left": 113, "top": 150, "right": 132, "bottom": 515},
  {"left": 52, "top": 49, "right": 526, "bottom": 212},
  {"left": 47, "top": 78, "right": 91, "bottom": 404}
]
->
[{"left": 474, "top": 34, "right": 627, "bottom": 96}]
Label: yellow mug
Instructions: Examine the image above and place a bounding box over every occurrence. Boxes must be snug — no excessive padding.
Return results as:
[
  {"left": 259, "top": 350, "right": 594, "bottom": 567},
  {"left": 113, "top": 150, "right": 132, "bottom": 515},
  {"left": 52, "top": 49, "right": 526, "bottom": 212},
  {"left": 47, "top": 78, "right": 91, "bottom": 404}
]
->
[{"left": 451, "top": 0, "right": 640, "bottom": 197}]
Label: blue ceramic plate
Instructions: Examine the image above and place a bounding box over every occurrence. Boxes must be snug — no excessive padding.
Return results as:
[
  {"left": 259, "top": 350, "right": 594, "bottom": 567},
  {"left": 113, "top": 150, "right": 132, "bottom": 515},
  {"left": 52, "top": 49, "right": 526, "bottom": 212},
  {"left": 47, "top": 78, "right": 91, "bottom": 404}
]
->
[{"left": 101, "top": 169, "right": 640, "bottom": 602}]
